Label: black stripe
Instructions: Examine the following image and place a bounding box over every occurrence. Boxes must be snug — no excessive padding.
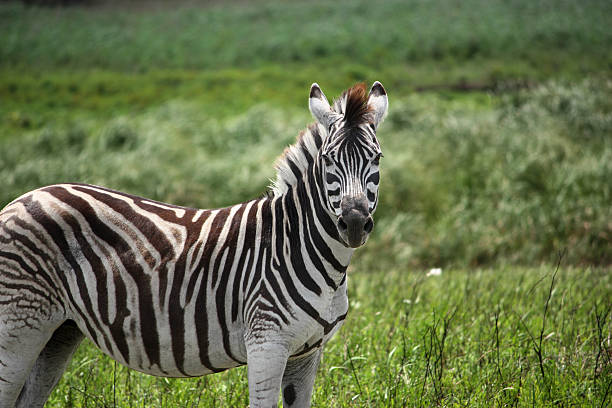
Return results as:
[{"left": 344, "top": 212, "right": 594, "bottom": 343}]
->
[
  {"left": 5, "top": 218, "right": 60, "bottom": 292},
  {"left": 288, "top": 158, "right": 303, "bottom": 182},
  {"left": 168, "top": 209, "right": 210, "bottom": 376},
  {"left": 46, "top": 187, "right": 134, "bottom": 364},
  {"left": 312, "top": 167, "right": 344, "bottom": 242},
  {"left": 233, "top": 200, "right": 259, "bottom": 322},
  {"left": 263, "top": 266, "right": 291, "bottom": 325},
  {"left": 46, "top": 187, "right": 161, "bottom": 371},
  {"left": 284, "top": 189, "right": 322, "bottom": 296},
  {"left": 191, "top": 209, "right": 229, "bottom": 372},
  {"left": 367, "top": 190, "right": 376, "bottom": 203},
  {"left": 367, "top": 172, "right": 380, "bottom": 185},
  {"left": 70, "top": 185, "right": 175, "bottom": 269},
  {"left": 327, "top": 187, "right": 340, "bottom": 196},
  {"left": 272, "top": 199, "right": 330, "bottom": 328},
  {"left": 245, "top": 199, "right": 272, "bottom": 314},
  {"left": 245, "top": 231, "right": 269, "bottom": 327},
  {"left": 291, "top": 339, "right": 322, "bottom": 358},
  {"left": 0, "top": 255, "right": 54, "bottom": 301},
  {"left": 214, "top": 204, "right": 246, "bottom": 364},
  {"left": 193, "top": 259, "right": 220, "bottom": 372},
  {"left": 307, "top": 178, "right": 347, "bottom": 272},
  {"left": 296, "top": 182, "right": 338, "bottom": 290},
  {"left": 326, "top": 173, "right": 340, "bottom": 185}
]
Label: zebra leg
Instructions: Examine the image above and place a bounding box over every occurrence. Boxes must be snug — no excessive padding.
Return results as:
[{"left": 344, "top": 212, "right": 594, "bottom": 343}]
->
[
  {"left": 246, "top": 341, "right": 289, "bottom": 408},
  {"left": 281, "top": 349, "right": 322, "bottom": 408},
  {"left": 15, "top": 320, "right": 83, "bottom": 408},
  {"left": 0, "top": 318, "right": 59, "bottom": 408}
]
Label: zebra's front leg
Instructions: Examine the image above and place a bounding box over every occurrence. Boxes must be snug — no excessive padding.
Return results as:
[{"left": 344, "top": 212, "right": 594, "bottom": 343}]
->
[
  {"left": 281, "top": 349, "right": 322, "bottom": 408},
  {"left": 246, "top": 340, "right": 289, "bottom": 408}
]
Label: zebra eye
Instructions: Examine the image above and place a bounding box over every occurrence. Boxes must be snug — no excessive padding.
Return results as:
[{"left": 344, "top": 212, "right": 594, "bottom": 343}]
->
[
  {"left": 322, "top": 153, "right": 334, "bottom": 167},
  {"left": 372, "top": 153, "right": 383, "bottom": 165}
]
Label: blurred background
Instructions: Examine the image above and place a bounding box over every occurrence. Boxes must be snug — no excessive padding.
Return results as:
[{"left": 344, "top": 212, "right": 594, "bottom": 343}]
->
[
  {"left": 1, "top": 0, "right": 610, "bottom": 268},
  {"left": 1, "top": 0, "right": 611, "bottom": 405}
]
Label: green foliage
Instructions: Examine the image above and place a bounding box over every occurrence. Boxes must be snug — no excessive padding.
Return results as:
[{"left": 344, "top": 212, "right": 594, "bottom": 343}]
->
[
  {"left": 367, "top": 79, "right": 612, "bottom": 267},
  {"left": 48, "top": 266, "right": 612, "bottom": 406},
  {"left": 0, "top": 101, "right": 300, "bottom": 208}
]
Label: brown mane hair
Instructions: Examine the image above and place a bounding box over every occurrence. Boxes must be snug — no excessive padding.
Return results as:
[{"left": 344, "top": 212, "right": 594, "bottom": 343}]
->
[{"left": 337, "top": 82, "right": 372, "bottom": 127}]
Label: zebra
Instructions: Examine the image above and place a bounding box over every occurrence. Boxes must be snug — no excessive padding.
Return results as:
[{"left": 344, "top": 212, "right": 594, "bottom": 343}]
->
[{"left": 0, "top": 81, "right": 388, "bottom": 408}]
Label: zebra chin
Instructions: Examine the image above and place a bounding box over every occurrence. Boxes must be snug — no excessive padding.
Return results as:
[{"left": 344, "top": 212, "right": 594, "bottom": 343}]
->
[{"left": 338, "top": 230, "right": 370, "bottom": 248}]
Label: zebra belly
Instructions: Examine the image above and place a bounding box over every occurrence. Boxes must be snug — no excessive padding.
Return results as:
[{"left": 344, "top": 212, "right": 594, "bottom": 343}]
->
[
  {"left": 58, "top": 257, "right": 249, "bottom": 377},
  {"left": 69, "top": 305, "right": 248, "bottom": 378}
]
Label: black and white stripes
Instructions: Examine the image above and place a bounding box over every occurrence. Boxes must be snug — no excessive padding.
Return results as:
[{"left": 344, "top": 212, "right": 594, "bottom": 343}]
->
[{"left": 0, "top": 81, "right": 388, "bottom": 408}]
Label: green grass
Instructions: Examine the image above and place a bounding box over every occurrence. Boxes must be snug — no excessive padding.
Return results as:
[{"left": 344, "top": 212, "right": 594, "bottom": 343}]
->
[{"left": 48, "top": 265, "right": 612, "bottom": 407}]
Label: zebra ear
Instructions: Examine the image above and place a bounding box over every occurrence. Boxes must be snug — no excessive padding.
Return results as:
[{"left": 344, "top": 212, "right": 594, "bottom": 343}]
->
[
  {"left": 368, "top": 81, "right": 388, "bottom": 129},
  {"left": 309, "top": 83, "right": 340, "bottom": 129}
]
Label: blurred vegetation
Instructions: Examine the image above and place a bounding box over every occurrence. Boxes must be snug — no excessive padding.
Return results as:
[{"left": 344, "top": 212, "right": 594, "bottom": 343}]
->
[
  {"left": 370, "top": 79, "right": 612, "bottom": 268},
  {"left": 1, "top": 0, "right": 611, "bottom": 270},
  {"left": 1, "top": 0, "right": 610, "bottom": 72}
]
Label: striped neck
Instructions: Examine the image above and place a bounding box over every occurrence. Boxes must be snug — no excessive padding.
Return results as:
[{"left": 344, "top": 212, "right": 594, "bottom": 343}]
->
[
  {"left": 268, "top": 198, "right": 351, "bottom": 293},
  {"left": 268, "top": 120, "right": 355, "bottom": 284},
  {"left": 267, "top": 152, "right": 353, "bottom": 289}
]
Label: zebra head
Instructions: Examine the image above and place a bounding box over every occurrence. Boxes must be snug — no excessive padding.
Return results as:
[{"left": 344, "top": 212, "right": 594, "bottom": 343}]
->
[{"left": 309, "top": 81, "right": 388, "bottom": 248}]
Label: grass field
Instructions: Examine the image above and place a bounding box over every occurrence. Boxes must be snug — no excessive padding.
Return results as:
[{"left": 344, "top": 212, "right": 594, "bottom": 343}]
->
[
  {"left": 1, "top": 0, "right": 611, "bottom": 406},
  {"left": 48, "top": 265, "right": 611, "bottom": 407}
]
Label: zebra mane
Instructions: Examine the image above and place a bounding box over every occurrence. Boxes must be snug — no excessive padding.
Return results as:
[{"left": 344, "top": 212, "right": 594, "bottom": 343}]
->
[
  {"left": 332, "top": 82, "right": 372, "bottom": 128},
  {"left": 270, "top": 123, "right": 325, "bottom": 196},
  {"left": 270, "top": 83, "right": 371, "bottom": 196}
]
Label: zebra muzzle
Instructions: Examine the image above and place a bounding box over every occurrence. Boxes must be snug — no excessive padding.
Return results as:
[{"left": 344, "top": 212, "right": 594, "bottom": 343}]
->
[{"left": 338, "top": 194, "right": 373, "bottom": 248}]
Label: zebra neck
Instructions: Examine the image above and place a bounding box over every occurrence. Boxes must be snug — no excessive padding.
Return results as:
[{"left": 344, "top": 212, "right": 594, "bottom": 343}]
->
[
  {"left": 313, "top": 164, "right": 355, "bottom": 268},
  {"left": 296, "top": 159, "right": 354, "bottom": 279},
  {"left": 268, "top": 121, "right": 355, "bottom": 285},
  {"left": 271, "top": 187, "right": 351, "bottom": 291}
]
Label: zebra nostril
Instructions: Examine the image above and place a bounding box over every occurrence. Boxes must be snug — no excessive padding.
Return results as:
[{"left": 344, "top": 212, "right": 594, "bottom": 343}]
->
[
  {"left": 338, "top": 218, "right": 347, "bottom": 231},
  {"left": 364, "top": 218, "right": 373, "bottom": 234}
]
